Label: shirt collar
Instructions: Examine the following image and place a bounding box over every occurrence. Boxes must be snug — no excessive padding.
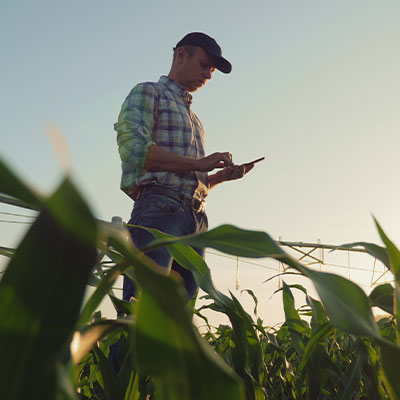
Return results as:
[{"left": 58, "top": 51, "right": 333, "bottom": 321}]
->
[{"left": 159, "top": 75, "right": 192, "bottom": 105}]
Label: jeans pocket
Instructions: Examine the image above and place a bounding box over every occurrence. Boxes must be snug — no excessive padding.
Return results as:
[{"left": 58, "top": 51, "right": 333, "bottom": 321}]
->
[{"left": 140, "top": 195, "right": 182, "bottom": 217}]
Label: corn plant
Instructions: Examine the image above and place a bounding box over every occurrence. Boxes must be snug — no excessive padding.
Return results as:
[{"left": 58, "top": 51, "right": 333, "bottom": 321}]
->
[
  {"left": 200, "top": 280, "right": 392, "bottom": 399},
  {"left": 1, "top": 155, "right": 400, "bottom": 399}
]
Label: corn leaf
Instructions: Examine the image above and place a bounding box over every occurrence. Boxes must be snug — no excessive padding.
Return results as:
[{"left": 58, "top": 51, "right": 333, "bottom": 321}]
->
[
  {"left": 306, "top": 296, "right": 328, "bottom": 330},
  {"left": 0, "top": 177, "right": 97, "bottom": 399},
  {"left": 339, "top": 241, "right": 390, "bottom": 269},
  {"left": 105, "top": 229, "right": 246, "bottom": 400},
  {"left": 143, "top": 223, "right": 400, "bottom": 397},
  {"left": 142, "top": 227, "right": 265, "bottom": 399},
  {"left": 336, "top": 341, "right": 368, "bottom": 400},
  {"left": 78, "top": 262, "right": 127, "bottom": 326},
  {"left": 379, "top": 342, "right": 400, "bottom": 400},
  {"left": 145, "top": 224, "right": 382, "bottom": 339},
  {"left": 369, "top": 284, "right": 394, "bottom": 315},
  {"left": 299, "top": 322, "right": 333, "bottom": 372},
  {"left": 93, "top": 345, "right": 124, "bottom": 400},
  {"left": 71, "top": 319, "right": 132, "bottom": 364},
  {"left": 281, "top": 281, "right": 306, "bottom": 337},
  {"left": 142, "top": 224, "right": 285, "bottom": 259},
  {"left": 0, "top": 157, "right": 42, "bottom": 208}
]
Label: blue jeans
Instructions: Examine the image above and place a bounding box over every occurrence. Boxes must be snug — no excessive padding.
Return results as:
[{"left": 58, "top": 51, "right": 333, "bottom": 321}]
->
[{"left": 123, "top": 193, "right": 208, "bottom": 301}]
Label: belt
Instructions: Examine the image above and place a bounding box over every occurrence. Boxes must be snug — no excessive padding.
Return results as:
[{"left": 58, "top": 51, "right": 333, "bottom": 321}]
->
[{"left": 137, "top": 185, "right": 205, "bottom": 213}]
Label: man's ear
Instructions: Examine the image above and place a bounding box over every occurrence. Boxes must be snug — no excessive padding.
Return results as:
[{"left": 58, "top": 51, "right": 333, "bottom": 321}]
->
[{"left": 176, "top": 47, "right": 187, "bottom": 64}]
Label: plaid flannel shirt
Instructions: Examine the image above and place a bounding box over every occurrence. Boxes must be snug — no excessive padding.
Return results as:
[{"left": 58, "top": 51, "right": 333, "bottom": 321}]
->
[{"left": 114, "top": 76, "right": 209, "bottom": 201}]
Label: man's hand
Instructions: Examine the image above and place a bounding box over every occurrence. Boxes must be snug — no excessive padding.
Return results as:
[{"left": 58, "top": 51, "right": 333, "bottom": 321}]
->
[
  {"left": 195, "top": 152, "right": 234, "bottom": 172},
  {"left": 208, "top": 162, "right": 255, "bottom": 189},
  {"left": 218, "top": 163, "right": 254, "bottom": 182}
]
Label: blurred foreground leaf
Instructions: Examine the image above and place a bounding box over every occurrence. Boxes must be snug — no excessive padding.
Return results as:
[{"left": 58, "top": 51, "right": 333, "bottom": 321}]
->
[
  {"left": 0, "top": 157, "right": 43, "bottom": 208},
  {"left": 0, "top": 175, "right": 97, "bottom": 399}
]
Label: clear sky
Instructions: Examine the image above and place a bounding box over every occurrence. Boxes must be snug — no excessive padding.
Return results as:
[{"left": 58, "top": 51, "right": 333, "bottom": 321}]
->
[{"left": 1, "top": 1, "right": 400, "bottom": 325}]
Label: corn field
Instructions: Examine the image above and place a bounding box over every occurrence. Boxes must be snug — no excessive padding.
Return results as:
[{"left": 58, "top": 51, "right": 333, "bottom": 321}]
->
[{"left": 1, "top": 156, "right": 400, "bottom": 400}]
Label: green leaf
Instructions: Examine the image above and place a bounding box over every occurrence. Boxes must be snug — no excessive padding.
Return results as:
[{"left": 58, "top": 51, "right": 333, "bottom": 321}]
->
[
  {"left": 379, "top": 341, "right": 400, "bottom": 400},
  {"left": 303, "top": 269, "right": 381, "bottom": 338},
  {"left": 299, "top": 322, "right": 334, "bottom": 372},
  {"left": 364, "top": 362, "right": 385, "bottom": 400},
  {"left": 336, "top": 341, "right": 368, "bottom": 400},
  {"left": 363, "top": 341, "right": 386, "bottom": 400},
  {"left": 139, "top": 227, "right": 265, "bottom": 399},
  {"left": 304, "top": 343, "right": 325, "bottom": 400},
  {"left": 229, "top": 291, "right": 266, "bottom": 399},
  {"left": 0, "top": 178, "right": 97, "bottom": 399},
  {"left": 144, "top": 223, "right": 383, "bottom": 351},
  {"left": 93, "top": 345, "right": 124, "bottom": 400},
  {"left": 0, "top": 245, "right": 15, "bottom": 258},
  {"left": 369, "top": 284, "right": 394, "bottom": 315},
  {"left": 307, "top": 296, "right": 328, "bottom": 330},
  {"left": 374, "top": 219, "right": 400, "bottom": 398},
  {"left": 0, "top": 157, "right": 43, "bottom": 208},
  {"left": 116, "top": 329, "right": 137, "bottom": 395},
  {"left": 78, "top": 262, "right": 126, "bottom": 326},
  {"left": 103, "top": 227, "right": 246, "bottom": 400},
  {"left": 45, "top": 179, "right": 98, "bottom": 247},
  {"left": 121, "top": 220, "right": 400, "bottom": 399},
  {"left": 56, "top": 363, "right": 79, "bottom": 400},
  {"left": 123, "top": 371, "right": 140, "bottom": 400},
  {"left": 273, "top": 283, "right": 308, "bottom": 298},
  {"left": 339, "top": 241, "right": 390, "bottom": 269},
  {"left": 375, "top": 219, "right": 400, "bottom": 281},
  {"left": 241, "top": 289, "right": 259, "bottom": 316},
  {"left": 375, "top": 219, "right": 400, "bottom": 345},
  {"left": 109, "top": 293, "right": 136, "bottom": 315},
  {"left": 71, "top": 319, "right": 132, "bottom": 365},
  {"left": 143, "top": 224, "right": 287, "bottom": 259},
  {"left": 262, "top": 271, "right": 303, "bottom": 284},
  {"left": 135, "top": 262, "right": 245, "bottom": 400},
  {"left": 281, "top": 281, "right": 306, "bottom": 336}
]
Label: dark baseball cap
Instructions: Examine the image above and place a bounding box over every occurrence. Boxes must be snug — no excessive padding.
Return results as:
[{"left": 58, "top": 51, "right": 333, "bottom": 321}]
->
[{"left": 174, "top": 32, "right": 232, "bottom": 74}]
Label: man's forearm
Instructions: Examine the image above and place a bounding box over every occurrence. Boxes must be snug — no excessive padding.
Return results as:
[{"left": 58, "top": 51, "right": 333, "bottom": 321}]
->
[
  {"left": 144, "top": 144, "right": 199, "bottom": 173},
  {"left": 144, "top": 145, "right": 249, "bottom": 189},
  {"left": 144, "top": 144, "right": 234, "bottom": 174}
]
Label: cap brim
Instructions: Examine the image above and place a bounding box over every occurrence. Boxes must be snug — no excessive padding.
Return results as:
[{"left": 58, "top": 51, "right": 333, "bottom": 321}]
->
[
  {"left": 206, "top": 51, "right": 232, "bottom": 74},
  {"left": 215, "top": 56, "right": 232, "bottom": 74}
]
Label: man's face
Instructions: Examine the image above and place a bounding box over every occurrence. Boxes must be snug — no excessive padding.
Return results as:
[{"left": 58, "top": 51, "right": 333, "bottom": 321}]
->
[{"left": 179, "top": 47, "right": 216, "bottom": 92}]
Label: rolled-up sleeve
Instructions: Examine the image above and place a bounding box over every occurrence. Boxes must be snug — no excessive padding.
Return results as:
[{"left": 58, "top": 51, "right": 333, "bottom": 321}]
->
[{"left": 114, "top": 83, "right": 159, "bottom": 193}]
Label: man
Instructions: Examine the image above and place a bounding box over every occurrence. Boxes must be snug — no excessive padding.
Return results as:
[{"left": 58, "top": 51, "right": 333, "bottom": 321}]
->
[{"left": 114, "top": 32, "right": 254, "bottom": 302}]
